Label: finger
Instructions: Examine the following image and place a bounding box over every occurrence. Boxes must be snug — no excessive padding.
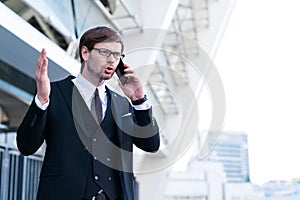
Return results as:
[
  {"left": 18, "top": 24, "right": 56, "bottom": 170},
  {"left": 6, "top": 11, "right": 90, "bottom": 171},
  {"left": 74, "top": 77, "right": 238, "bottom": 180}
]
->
[
  {"left": 39, "top": 50, "right": 48, "bottom": 70},
  {"left": 124, "top": 68, "right": 134, "bottom": 74},
  {"left": 36, "top": 49, "right": 48, "bottom": 79},
  {"left": 124, "top": 73, "right": 134, "bottom": 78},
  {"left": 37, "top": 49, "right": 45, "bottom": 64},
  {"left": 41, "top": 56, "right": 48, "bottom": 71},
  {"left": 122, "top": 63, "right": 134, "bottom": 73},
  {"left": 40, "top": 48, "right": 46, "bottom": 57},
  {"left": 41, "top": 49, "right": 47, "bottom": 66}
]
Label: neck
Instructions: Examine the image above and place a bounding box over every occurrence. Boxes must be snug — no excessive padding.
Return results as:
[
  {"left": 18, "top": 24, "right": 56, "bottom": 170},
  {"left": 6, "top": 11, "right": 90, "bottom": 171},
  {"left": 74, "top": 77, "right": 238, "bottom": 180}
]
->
[{"left": 81, "top": 72, "right": 104, "bottom": 87}]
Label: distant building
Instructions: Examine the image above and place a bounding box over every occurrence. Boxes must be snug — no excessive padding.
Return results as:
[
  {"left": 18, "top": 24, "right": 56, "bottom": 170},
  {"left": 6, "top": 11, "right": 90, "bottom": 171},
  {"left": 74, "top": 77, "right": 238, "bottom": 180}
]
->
[
  {"left": 224, "top": 182, "right": 265, "bottom": 200},
  {"left": 224, "top": 180, "right": 300, "bottom": 200},
  {"left": 262, "top": 180, "right": 300, "bottom": 200},
  {"left": 163, "top": 130, "right": 250, "bottom": 200},
  {"left": 164, "top": 130, "right": 300, "bottom": 200},
  {"left": 164, "top": 160, "right": 226, "bottom": 200},
  {"left": 202, "top": 131, "right": 250, "bottom": 183}
]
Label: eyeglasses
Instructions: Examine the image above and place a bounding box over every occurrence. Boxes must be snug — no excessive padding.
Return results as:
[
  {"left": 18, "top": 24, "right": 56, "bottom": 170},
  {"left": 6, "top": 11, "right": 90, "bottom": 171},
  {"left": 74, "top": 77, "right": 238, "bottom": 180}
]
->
[{"left": 92, "top": 48, "right": 124, "bottom": 60}]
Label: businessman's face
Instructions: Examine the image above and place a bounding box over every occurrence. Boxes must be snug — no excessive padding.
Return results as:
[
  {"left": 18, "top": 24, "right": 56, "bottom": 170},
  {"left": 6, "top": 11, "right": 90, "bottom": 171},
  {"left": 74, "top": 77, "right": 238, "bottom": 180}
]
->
[{"left": 81, "top": 41, "right": 122, "bottom": 86}]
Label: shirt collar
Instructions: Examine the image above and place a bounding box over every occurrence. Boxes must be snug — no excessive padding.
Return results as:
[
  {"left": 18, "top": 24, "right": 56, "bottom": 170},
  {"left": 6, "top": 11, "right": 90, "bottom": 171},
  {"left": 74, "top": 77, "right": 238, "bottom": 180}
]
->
[{"left": 74, "top": 73, "right": 106, "bottom": 102}]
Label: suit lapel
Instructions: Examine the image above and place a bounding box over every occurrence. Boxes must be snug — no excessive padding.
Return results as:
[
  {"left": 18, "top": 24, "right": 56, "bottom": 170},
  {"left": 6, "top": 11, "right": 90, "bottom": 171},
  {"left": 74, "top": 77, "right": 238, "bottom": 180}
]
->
[
  {"left": 56, "top": 76, "right": 99, "bottom": 139},
  {"left": 56, "top": 75, "right": 74, "bottom": 114},
  {"left": 106, "top": 88, "right": 131, "bottom": 143}
]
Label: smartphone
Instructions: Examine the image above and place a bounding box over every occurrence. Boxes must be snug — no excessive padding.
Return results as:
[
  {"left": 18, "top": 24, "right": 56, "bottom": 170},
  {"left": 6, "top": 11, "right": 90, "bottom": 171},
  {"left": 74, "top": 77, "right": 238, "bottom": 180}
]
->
[{"left": 115, "top": 58, "right": 127, "bottom": 85}]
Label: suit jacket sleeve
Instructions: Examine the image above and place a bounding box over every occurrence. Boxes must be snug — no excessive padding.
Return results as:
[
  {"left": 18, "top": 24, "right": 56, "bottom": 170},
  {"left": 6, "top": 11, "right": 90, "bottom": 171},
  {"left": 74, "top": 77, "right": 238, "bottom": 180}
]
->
[
  {"left": 16, "top": 99, "right": 47, "bottom": 156},
  {"left": 131, "top": 106, "right": 160, "bottom": 152}
]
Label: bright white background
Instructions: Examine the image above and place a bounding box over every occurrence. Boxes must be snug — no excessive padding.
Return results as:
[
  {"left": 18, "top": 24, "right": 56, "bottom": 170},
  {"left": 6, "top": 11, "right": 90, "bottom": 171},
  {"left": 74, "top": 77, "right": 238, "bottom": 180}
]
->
[{"left": 214, "top": 0, "right": 300, "bottom": 185}]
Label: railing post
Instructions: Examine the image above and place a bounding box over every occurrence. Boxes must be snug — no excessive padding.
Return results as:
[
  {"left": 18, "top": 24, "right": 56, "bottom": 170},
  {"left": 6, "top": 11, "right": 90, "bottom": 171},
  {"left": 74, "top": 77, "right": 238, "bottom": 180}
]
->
[
  {"left": 0, "top": 144, "right": 10, "bottom": 200},
  {"left": 21, "top": 157, "right": 27, "bottom": 200}
]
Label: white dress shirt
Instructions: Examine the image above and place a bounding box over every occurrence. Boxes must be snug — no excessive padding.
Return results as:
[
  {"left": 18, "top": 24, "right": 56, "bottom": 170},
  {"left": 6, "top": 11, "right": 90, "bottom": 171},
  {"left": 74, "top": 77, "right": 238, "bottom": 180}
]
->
[{"left": 73, "top": 74, "right": 107, "bottom": 119}]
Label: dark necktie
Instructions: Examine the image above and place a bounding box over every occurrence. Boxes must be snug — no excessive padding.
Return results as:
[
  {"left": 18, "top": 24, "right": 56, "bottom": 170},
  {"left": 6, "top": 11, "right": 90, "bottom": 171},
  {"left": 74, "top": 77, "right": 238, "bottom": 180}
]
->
[{"left": 91, "top": 88, "right": 102, "bottom": 124}]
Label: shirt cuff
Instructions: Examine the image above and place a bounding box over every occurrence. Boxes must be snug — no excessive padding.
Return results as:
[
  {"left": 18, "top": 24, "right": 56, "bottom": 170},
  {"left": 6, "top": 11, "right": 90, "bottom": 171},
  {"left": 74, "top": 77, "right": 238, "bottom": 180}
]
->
[
  {"left": 132, "top": 102, "right": 151, "bottom": 110},
  {"left": 35, "top": 95, "right": 49, "bottom": 110}
]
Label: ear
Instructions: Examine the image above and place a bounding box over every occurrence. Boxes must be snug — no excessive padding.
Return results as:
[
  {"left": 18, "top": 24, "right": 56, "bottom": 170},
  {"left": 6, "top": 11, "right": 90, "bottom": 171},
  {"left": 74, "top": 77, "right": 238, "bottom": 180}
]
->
[{"left": 81, "top": 46, "right": 89, "bottom": 61}]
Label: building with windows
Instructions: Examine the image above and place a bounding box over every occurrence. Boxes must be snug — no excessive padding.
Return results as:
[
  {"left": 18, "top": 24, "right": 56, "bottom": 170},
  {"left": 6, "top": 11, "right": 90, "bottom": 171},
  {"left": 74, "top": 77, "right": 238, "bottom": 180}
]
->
[
  {"left": 164, "top": 160, "right": 226, "bottom": 200},
  {"left": 202, "top": 131, "right": 250, "bottom": 183},
  {"left": 164, "top": 131, "right": 300, "bottom": 200},
  {"left": 163, "top": 131, "right": 249, "bottom": 200}
]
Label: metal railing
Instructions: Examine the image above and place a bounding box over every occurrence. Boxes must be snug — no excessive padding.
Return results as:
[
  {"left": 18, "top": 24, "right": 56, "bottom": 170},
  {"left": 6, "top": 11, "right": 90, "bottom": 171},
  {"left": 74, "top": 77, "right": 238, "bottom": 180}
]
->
[{"left": 0, "top": 133, "right": 43, "bottom": 200}]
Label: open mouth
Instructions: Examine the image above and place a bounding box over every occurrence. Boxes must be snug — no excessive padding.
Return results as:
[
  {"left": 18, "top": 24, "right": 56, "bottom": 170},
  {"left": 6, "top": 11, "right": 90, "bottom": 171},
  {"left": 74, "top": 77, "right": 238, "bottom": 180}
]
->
[{"left": 104, "top": 66, "right": 114, "bottom": 74}]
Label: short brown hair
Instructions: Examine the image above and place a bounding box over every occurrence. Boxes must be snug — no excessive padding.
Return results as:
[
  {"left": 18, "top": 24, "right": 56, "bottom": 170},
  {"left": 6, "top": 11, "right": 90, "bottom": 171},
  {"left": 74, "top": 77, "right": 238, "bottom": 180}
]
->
[{"left": 79, "top": 26, "right": 124, "bottom": 63}]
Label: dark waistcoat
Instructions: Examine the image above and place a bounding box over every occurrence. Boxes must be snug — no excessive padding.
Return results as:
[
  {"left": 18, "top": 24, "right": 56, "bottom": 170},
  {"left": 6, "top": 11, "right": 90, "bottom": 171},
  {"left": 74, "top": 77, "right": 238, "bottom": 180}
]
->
[{"left": 83, "top": 94, "right": 122, "bottom": 200}]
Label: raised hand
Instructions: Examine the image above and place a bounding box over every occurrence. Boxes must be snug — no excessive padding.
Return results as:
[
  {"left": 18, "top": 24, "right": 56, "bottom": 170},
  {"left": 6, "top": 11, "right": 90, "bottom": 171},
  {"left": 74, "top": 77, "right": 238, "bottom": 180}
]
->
[{"left": 35, "top": 48, "right": 50, "bottom": 105}]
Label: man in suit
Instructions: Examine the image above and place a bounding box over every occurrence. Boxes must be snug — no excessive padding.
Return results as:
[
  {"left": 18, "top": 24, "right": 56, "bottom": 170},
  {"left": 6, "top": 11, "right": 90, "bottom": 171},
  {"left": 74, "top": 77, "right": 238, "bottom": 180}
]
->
[{"left": 17, "top": 26, "right": 160, "bottom": 200}]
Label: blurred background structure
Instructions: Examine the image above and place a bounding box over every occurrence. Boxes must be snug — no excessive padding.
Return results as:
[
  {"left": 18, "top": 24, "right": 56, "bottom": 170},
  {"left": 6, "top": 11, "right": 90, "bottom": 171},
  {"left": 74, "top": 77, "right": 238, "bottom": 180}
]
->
[{"left": 3, "top": 0, "right": 299, "bottom": 200}]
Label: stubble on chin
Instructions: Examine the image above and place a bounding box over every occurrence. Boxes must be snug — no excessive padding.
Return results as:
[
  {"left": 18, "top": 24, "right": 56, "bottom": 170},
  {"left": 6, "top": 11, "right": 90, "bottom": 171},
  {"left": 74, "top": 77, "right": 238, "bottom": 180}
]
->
[
  {"left": 86, "top": 65, "right": 115, "bottom": 85},
  {"left": 97, "top": 73, "right": 114, "bottom": 86}
]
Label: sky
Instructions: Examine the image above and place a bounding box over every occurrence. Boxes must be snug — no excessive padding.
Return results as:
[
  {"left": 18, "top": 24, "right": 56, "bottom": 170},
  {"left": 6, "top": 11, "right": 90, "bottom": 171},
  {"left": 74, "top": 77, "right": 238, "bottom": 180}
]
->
[{"left": 213, "top": 0, "right": 300, "bottom": 185}]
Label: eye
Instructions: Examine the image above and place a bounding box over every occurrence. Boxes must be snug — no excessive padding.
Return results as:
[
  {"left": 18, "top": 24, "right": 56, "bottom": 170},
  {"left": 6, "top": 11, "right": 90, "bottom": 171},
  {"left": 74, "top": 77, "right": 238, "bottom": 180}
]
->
[
  {"left": 113, "top": 52, "right": 121, "bottom": 58},
  {"left": 99, "top": 49, "right": 110, "bottom": 56}
]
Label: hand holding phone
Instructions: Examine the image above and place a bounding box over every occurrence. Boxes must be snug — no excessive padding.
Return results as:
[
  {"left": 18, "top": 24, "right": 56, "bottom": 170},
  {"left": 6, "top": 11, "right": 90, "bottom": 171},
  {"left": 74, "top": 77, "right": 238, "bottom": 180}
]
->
[{"left": 115, "top": 58, "right": 145, "bottom": 100}]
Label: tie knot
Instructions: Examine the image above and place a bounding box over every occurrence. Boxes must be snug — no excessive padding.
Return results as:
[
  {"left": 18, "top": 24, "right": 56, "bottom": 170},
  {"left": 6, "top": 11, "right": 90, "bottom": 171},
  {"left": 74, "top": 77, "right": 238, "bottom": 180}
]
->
[{"left": 94, "top": 88, "right": 99, "bottom": 96}]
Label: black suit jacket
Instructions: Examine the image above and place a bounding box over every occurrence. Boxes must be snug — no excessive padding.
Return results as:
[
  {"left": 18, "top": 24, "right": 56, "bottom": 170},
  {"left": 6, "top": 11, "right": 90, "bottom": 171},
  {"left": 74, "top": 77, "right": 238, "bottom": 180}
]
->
[{"left": 17, "top": 76, "right": 160, "bottom": 200}]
